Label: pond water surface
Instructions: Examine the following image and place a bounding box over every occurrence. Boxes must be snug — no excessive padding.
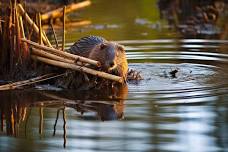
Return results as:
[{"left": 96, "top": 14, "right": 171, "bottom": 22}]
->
[{"left": 0, "top": 0, "right": 228, "bottom": 152}]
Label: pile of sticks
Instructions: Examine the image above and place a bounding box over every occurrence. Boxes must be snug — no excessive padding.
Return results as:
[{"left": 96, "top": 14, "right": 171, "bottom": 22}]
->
[
  {"left": 22, "top": 38, "right": 123, "bottom": 83},
  {"left": 0, "top": 2, "right": 123, "bottom": 90}
]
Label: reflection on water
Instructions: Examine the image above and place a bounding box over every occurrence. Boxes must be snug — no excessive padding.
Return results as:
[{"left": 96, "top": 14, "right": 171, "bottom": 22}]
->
[
  {"left": 1, "top": 0, "right": 228, "bottom": 151},
  {"left": 0, "top": 86, "right": 127, "bottom": 148}
]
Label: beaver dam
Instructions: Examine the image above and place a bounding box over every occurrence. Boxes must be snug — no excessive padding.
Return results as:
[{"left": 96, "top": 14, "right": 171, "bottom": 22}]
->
[
  {"left": 0, "top": 0, "right": 142, "bottom": 91},
  {"left": 0, "top": 0, "right": 228, "bottom": 151}
]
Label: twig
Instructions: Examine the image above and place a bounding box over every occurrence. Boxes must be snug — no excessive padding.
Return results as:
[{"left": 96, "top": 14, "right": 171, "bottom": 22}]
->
[
  {"left": 38, "top": 13, "right": 42, "bottom": 45},
  {"left": 50, "top": 22, "right": 59, "bottom": 49},
  {"left": 21, "top": 38, "right": 100, "bottom": 67},
  {"left": 62, "top": 6, "right": 66, "bottom": 51},
  {"left": 18, "top": 15, "right": 29, "bottom": 58},
  {"left": 0, "top": 73, "right": 66, "bottom": 91},
  {"left": 15, "top": 6, "right": 21, "bottom": 63},
  {"left": 17, "top": 4, "right": 52, "bottom": 47},
  {"left": 0, "top": 73, "right": 52, "bottom": 89}
]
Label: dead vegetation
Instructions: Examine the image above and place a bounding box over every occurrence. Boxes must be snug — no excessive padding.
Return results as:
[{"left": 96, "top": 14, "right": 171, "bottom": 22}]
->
[
  {"left": 0, "top": 0, "right": 126, "bottom": 90},
  {"left": 0, "top": 0, "right": 143, "bottom": 91}
]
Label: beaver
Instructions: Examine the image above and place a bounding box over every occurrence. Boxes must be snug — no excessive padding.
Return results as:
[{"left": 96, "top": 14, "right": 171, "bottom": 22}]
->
[
  {"left": 68, "top": 36, "right": 128, "bottom": 80},
  {"left": 55, "top": 36, "right": 143, "bottom": 89}
]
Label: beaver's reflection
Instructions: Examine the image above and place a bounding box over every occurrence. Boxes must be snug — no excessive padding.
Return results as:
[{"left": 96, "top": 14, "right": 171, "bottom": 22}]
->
[
  {"left": 69, "top": 99, "right": 125, "bottom": 121},
  {"left": 0, "top": 85, "right": 128, "bottom": 147}
]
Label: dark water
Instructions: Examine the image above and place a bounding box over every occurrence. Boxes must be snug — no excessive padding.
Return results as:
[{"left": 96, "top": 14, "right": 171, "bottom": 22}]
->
[{"left": 1, "top": 0, "right": 228, "bottom": 151}]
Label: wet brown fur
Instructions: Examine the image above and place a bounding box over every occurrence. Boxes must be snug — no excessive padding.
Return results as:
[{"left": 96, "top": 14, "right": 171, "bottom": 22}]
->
[{"left": 68, "top": 36, "right": 128, "bottom": 81}]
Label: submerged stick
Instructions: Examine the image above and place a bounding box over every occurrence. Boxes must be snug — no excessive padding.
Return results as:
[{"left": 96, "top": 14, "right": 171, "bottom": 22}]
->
[
  {"left": 41, "top": 0, "right": 91, "bottom": 21},
  {"left": 17, "top": 4, "right": 52, "bottom": 47},
  {"left": 21, "top": 38, "right": 100, "bottom": 66},
  {"left": 32, "top": 55, "right": 123, "bottom": 83}
]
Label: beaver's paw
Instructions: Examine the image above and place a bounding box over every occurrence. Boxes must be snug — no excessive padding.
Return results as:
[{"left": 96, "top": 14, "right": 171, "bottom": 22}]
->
[{"left": 108, "top": 67, "right": 120, "bottom": 76}]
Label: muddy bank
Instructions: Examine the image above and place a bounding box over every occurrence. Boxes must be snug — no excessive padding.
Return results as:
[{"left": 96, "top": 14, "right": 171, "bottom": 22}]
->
[{"left": 157, "top": 0, "right": 228, "bottom": 37}]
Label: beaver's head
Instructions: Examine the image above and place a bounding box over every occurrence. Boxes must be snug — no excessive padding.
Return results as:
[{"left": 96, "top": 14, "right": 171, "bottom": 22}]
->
[{"left": 88, "top": 42, "right": 128, "bottom": 80}]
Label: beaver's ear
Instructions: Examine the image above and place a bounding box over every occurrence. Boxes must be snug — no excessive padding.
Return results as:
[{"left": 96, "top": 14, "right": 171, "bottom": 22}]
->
[
  {"left": 117, "top": 45, "right": 125, "bottom": 52},
  {"left": 100, "top": 43, "right": 107, "bottom": 50}
]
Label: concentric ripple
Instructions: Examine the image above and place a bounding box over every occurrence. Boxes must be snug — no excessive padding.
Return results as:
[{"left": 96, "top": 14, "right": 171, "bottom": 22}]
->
[{"left": 1, "top": 38, "right": 228, "bottom": 152}]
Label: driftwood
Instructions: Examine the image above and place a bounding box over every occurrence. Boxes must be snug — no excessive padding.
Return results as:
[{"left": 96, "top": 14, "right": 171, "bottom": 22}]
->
[
  {"left": 21, "top": 38, "right": 100, "bottom": 67},
  {"left": 41, "top": 0, "right": 91, "bottom": 21},
  {"left": 31, "top": 55, "right": 123, "bottom": 83},
  {"left": 17, "top": 4, "right": 52, "bottom": 47},
  {"left": 42, "top": 20, "right": 91, "bottom": 30}
]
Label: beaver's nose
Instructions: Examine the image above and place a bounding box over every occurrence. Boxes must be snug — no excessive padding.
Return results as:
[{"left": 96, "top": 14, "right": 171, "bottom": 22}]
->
[{"left": 109, "top": 61, "right": 115, "bottom": 67}]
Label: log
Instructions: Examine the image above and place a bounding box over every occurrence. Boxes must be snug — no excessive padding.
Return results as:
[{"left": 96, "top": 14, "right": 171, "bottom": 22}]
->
[
  {"left": 42, "top": 20, "right": 91, "bottom": 30},
  {"left": 21, "top": 38, "right": 100, "bottom": 67},
  {"left": 17, "top": 4, "right": 52, "bottom": 47},
  {"left": 41, "top": 0, "right": 91, "bottom": 21},
  {"left": 31, "top": 55, "right": 123, "bottom": 83}
]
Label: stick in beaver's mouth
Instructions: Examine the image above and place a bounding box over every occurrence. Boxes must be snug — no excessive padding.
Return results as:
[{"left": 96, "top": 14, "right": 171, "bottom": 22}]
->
[{"left": 31, "top": 55, "right": 124, "bottom": 83}]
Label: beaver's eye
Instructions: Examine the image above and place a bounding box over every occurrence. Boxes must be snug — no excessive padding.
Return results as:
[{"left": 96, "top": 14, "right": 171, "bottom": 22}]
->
[
  {"left": 117, "top": 45, "right": 125, "bottom": 52},
  {"left": 100, "top": 43, "right": 107, "bottom": 50}
]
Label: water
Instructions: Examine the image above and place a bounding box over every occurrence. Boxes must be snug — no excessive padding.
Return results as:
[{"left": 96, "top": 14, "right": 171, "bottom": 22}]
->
[{"left": 1, "top": 0, "right": 228, "bottom": 151}]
